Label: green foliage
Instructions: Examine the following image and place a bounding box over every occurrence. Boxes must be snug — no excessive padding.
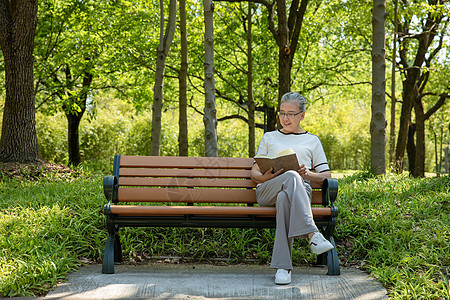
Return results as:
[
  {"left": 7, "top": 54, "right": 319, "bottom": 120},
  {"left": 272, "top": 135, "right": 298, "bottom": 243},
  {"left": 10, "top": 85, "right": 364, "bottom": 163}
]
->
[
  {"left": 35, "top": 92, "right": 373, "bottom": 170},
  {"left": 1, "top": 168, "right": 449, "bottom": 298},
  {"left": 35, "top": 98, "right": 184, "bottom": 172},
  {"left": 337, "top": 174, "right": 450, "bottom": 299},
  {"left": 119, "top": 227, "right": 277, "bottom": 265},
  {"left": 35, "top": 0, "right": 105, "bottom": 115},
  {"left": 35, "top": 96, "right": 260, "bottom": 169},
  {"left": 303, "top": 91, "right": 372, "bottom": 170},
  {"left": 27, "top": 0, "right": 448, "bottom": 174},
  {"left": 35, "top": 113, "right": 68, "bottom": 164},
  {"left": 0, "top": 172, "right": 105, "bottom": 297}
]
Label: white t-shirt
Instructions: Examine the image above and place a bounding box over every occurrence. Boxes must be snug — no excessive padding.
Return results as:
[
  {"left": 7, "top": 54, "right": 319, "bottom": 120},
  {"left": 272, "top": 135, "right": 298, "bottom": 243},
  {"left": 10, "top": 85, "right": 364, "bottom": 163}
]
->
[{"left": 256, "top": 130, "right": 330, "bottom": 173}]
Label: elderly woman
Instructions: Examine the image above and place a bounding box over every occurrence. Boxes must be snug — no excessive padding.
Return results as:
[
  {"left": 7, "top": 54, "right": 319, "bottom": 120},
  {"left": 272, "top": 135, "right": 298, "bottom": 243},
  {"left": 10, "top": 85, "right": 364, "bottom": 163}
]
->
[{"left": 251, "top": 92, "right": 334, "bottom": 285}]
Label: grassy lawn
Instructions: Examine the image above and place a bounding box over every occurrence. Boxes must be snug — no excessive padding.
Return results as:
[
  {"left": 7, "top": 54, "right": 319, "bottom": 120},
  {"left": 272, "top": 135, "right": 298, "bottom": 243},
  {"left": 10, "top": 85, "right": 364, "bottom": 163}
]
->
[{"left": 0, "top": 166, "right": 449, "bottom": 298}]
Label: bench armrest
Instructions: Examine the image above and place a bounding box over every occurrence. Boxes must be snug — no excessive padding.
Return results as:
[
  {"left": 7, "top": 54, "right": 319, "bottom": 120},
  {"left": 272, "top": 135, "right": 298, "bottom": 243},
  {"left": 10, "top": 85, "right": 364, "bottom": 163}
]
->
[
  {"left": 321, "top": 178, "right": 339, "bottom": 206},
  {"left": 103, "top": 175, "right": 118, "bottom": 203}
]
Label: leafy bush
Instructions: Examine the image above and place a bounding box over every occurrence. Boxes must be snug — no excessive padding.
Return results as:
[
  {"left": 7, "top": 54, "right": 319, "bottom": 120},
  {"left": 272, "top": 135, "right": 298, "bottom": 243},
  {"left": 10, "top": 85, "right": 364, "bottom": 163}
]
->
[
  {"left": 124, "top": 115, "right": 152, "bottom": 156},
  {"left": 35, "top": 113, "right": 68, "bottom": 164},
  {"left": 79, "top": 111, "right": 131, "bottom": 171}
]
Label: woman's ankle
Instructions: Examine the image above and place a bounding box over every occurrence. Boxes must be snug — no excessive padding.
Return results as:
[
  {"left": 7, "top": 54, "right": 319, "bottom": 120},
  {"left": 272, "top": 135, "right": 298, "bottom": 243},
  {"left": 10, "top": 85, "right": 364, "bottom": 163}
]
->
[{"left": 307, "top": 231, "right": 318, "bottom": 240}]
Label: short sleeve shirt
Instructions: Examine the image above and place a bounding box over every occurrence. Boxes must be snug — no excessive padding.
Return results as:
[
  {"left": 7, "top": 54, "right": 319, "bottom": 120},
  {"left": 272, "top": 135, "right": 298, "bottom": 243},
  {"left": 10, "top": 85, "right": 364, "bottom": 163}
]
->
[{"left": 256, "top": 130, "right": 330, "bottom": 173}]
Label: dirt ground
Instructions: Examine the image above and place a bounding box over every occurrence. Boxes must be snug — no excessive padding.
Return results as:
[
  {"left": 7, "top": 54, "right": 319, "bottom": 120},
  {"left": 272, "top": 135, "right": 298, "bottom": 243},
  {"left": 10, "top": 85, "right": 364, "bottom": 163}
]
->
[{"left": 0, "top": 161, "right": 76, "bottom": 180}]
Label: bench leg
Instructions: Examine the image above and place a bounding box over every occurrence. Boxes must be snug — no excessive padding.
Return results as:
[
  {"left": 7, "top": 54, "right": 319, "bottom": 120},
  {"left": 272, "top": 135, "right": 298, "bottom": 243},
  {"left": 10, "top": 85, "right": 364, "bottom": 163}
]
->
[
  {"left": 327, "top": 236, "right": 340, "bottom": 275},
  {"left": 102, "top": 233, "right": 115, "bottom": 274},
  {"left": 316, "top": 252, "right": 327, "bottom": 266},
  {"left": 114, "top": 227, "right": 123, "bottom": 263},
  {"left": 316, "top": 226, "right": 332, "bottom": 266},
  {"left": 102, "top": 223, "right": 122, "bottom": 274}
]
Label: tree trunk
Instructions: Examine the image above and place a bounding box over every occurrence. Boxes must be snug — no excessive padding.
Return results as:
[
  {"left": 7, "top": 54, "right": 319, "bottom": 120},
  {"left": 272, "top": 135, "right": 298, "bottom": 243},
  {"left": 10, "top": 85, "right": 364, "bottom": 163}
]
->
[
  {"left": 247, "top": 2, "right": 255, "bottom": 158},
  {"left": 276, "top": 0, "right": 290, "bottom": 114},
  {"left": 395, "top": 73, "right": 417, "bottom": 173},
  {"left": 64, "top": 71, "right": 93, "bottom": 166},
  {"left": 273, "top": 0, "right": 309, "bottom": 130},
  {"left": 178, "top": 0, "right": 189, "bottom": 157},
  {"left": 407, "top": 123, "right": 416, "bottom": 175},
  {"left": 432, "top": 127, "right": 440, "bottom": 177},
  {"left": 278, "top": 51, "right": 291, "bottom": 110},
  {"left": 151, "top": 0, "right": 177, "bottom": 156},
  {"left": 412, "top": 96, "right": 426, "bottom": 177},
  {"left": 395, "top": 2, "right": 444, "bottom": 174},
  {"left": 370, "top": 0, "right": 387, "bottom": 175},
  {"left": 389, "top": 0, "right": 398, "bottom": 169},
  {"left": 266, "top": 106, "right": 277, "bottom": 133},
  {"left": 412, "top": 93, "right": 449, "bottom": 176},
  {"left": 66, "top": 113, "right": 83, "bottom": 166},
  {"left": 0, "top": 0, "right": 40, "bottom": 163},
  {"left": 203, "top": 0, "right": 218, "bottom": 157},
  {"left": 444, "top": 146, "right": 449, "bottom": 174}
]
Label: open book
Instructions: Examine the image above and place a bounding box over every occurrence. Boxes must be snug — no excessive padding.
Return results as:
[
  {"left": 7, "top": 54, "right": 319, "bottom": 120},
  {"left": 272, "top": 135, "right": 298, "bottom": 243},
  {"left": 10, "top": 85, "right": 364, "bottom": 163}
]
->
[{"left": 254, "top": 148, "right": 300, "bottom": 174}]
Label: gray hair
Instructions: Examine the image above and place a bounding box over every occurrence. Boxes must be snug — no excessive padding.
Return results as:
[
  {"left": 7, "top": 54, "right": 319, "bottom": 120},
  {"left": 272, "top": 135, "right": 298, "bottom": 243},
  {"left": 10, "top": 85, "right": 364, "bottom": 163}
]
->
[{"left": 280, "top": 92, "right": 307, "bottom": 112}]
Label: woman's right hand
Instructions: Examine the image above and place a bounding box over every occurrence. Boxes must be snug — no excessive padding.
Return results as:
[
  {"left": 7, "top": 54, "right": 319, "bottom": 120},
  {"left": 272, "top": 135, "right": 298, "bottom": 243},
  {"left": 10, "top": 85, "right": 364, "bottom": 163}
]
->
[{"left": 251, "top": 164, "right": 283, "bottom": 184}]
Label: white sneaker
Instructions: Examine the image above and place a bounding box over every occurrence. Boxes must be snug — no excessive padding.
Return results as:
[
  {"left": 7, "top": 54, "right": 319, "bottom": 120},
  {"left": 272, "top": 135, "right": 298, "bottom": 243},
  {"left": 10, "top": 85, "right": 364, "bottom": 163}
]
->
[
  {"left": 310, "top": 232, "right": 334, "bottom": 255},
  {"left": 275, "top": 269, "right": 291, "bottom": 285}
]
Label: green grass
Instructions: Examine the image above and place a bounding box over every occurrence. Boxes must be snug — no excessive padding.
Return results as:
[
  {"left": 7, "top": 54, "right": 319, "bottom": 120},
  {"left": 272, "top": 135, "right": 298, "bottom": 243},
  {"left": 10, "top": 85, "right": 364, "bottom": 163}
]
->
[
  {"left": 0, "top": 168, "right": 449, "bottom": 298},
  {"left": 337, "top": 172, "right": 450, "bottom": 299},
  {"left": 0, "top": 170, "right": 106, "bottom": 297}
]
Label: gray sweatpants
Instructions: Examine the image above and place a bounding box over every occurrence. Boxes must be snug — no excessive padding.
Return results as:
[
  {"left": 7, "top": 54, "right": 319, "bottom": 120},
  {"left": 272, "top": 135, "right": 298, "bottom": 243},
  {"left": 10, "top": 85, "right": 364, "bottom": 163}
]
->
[{"left": 255, "top": 170, "right": 317, "bottom": 270}]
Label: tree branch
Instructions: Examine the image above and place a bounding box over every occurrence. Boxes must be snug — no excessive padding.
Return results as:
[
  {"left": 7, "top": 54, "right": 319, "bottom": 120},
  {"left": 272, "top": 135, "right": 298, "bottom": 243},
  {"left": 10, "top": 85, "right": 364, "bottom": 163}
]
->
[
  {"left": 216, "top": 0, "right": 277, "bottom": 41},
  {"left": 218, "top": 114, "right": 247, "bottom": 122},
  {"left": 289, "top": 0, "right": 309, "bottom": 62},
  {"left": 188, "top": 97, "right": 204, "bottom": 115},
  {"left": 427, "top": 21, "right": 448, "bottom": 63},
  {"left": 424, "top": 93, "right": 449, "bottom": 121}
]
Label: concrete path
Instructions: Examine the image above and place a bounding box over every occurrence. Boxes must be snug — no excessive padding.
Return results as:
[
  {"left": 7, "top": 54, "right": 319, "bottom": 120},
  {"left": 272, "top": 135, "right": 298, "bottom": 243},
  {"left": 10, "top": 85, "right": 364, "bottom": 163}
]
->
[{"left": 41, "top": 263, "right": 388, "bottom": 300}]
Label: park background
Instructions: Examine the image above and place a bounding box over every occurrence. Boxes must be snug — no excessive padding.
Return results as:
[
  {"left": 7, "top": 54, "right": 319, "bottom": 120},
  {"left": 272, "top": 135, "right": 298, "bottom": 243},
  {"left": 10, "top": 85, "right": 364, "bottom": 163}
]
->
[
  {"left": 0, "top": 0, "right": 449, "bottom": 298},
  {"left": 0, "top": 0, "right": 448, "bottom": 173}
]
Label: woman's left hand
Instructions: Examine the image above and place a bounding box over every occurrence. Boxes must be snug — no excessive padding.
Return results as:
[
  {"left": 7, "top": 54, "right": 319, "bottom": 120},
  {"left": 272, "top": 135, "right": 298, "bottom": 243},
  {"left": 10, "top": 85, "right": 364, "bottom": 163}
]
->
[
  {"left": 297, "top": 164, "right": 331, "bottom": 185},
  {"left": 297, "top": 164, "right": 308, "bottom": 178}
]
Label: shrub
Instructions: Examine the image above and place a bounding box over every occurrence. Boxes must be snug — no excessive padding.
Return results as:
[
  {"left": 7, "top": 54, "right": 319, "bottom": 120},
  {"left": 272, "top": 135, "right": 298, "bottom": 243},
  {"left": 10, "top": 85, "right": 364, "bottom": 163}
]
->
[{"left": 35, "top": 113, "right": 68, "bottom": 164}]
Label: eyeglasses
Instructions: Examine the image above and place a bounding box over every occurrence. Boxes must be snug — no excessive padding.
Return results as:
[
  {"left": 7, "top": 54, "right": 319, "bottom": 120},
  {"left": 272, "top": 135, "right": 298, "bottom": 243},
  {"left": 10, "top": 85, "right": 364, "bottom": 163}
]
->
[{"left": 278, "top": 111, "right": 302, "bottom": 119}]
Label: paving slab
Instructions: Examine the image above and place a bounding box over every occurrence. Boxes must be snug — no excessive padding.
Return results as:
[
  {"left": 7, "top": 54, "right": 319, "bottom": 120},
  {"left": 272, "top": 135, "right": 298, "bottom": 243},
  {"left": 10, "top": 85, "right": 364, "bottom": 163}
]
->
[{"left": 41, "top": 263, "right": 388, "bottom": 300}]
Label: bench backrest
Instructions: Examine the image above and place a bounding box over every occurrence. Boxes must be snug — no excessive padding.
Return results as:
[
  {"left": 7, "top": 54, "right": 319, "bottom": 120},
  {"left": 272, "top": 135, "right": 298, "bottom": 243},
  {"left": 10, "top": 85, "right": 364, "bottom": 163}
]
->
[{"left": 104, "top": 155, "right": 329, "bottom": 206}]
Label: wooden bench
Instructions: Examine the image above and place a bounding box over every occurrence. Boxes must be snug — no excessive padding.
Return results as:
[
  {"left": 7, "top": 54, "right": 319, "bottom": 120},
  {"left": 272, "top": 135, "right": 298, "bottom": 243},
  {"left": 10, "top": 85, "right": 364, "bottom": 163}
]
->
[{"left": 102, "top": 155, "right": 340, "bottom": 275}]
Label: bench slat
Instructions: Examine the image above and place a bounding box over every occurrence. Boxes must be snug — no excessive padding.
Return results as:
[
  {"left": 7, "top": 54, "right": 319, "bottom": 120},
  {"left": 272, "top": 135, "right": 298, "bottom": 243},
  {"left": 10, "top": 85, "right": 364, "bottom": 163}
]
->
[
  {"left": 118, "top": 156, "right": 324, "bottom": 189},
  {"left": 118, "top": 187, "right": 257, "bottom": 203},
  {"left": 119, "top": 168, "right": 253, "bottom": 179},
  {"left": 109, "top": 205, "right": 331, "bottom": 217},
  {"left": 117, "top": 187, "right": 323, "bottom": 205},
  {"left": 119, "top": 177, "right": 257, "bottom": 188},
  {"left": 120, "top": 156, "right": 254, "bottom": 169}
]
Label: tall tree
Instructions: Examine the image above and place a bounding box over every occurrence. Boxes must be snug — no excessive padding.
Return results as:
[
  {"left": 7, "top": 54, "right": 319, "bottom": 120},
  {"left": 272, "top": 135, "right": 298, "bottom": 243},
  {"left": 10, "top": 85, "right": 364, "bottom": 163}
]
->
[
  {"left": 394, "top": 0, "right": 449, "bottom": 176},
  {"left": 63, "top": 67, "right": 93, "bottom": 166},
  {"left": 0, "top": 0, "right": 40, "bottom": 163},
  {"left": 34, "top": 0, "right": 105, "bottom": 166},
  {"left": 201, "top": 2, "right": 274, "bottom": 155},
  {"left": 203, "top": 0, "right": 218, "bottom": 157},
  {"left": 274, "top": 0, "right": 309, "bottom": 104},
  {"left": 389, "top": 0, "right": 399, "bottom": 168},
  {"left": 151, "top": 0, "right": 177, "bottom": 156},
  {"left": 371, "top": 0, "right": 387, "bottom": 175},
  {"left": 247, "top": 2, "right": 256, "bottom": 157},
  {"left": 179, "top": 0, "right": 189, "bottom": 156},
  {"left": 218, "top": 0, "right": 310, "bottom": 130}
]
